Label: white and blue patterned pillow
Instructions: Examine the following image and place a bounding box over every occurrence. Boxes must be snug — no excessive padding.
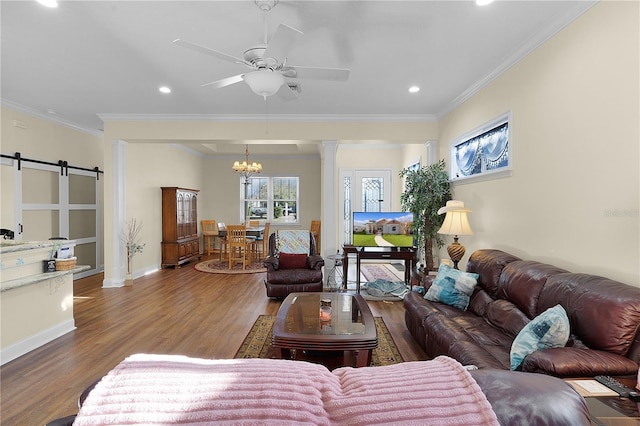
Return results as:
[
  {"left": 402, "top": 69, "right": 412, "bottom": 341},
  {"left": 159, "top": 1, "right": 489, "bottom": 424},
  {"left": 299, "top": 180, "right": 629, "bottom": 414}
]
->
[
  {"left": 510, "top": 304, "right": 570, "bottom": 370},
  {"left": 424, "top": 264, "right": 479, "bottom": 310}
]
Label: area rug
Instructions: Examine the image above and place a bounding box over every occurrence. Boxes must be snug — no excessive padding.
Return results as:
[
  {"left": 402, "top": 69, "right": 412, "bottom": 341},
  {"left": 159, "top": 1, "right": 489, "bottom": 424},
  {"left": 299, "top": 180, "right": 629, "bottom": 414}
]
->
[
  {"left": 194, "top": 259, "right": 266, "bottom": 274},
  {"left": 358, "top": 264, "right": 406, "bottom": 301},
  {"left": 235, "top": 314, "right": 403, "bottom": 367},
  {"left": 360, "top": 264, "right": 403, "bottom": 283}
]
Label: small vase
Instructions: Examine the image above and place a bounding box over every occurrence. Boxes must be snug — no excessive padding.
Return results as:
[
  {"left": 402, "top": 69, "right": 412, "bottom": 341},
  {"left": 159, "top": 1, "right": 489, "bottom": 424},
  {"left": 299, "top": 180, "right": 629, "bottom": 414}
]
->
[{"left": 125, "top": 258, "right": 133, "bottom": 286}]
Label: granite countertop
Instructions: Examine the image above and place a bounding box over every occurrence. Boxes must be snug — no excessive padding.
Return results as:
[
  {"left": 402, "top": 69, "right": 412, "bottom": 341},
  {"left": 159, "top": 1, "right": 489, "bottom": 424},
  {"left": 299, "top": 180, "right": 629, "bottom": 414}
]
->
[
  {"left": 0, "top": 240, "right": 55, "bottom": 254},
  {"left": 1, "top": 265, "right": 90, "bottom": 292},
  {"left": 0, "top": 240, "right": 76, "bottom": 254}
]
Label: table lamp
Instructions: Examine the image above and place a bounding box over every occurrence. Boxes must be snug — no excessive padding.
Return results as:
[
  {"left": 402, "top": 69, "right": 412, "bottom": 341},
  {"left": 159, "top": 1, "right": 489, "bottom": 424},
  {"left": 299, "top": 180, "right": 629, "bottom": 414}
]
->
[{"left": 437, "top": 200, "right": 473, "bottom": 269}]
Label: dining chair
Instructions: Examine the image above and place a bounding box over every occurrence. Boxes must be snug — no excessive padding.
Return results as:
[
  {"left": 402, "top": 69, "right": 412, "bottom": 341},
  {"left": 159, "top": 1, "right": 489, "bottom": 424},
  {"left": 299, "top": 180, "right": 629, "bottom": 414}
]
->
[
  {"left": 254, "top": 222, "right": 270, "bottom": 261},
  {"left": 218, "top": 222, "right": 228, "bottom": 263},
  {"left": 226, "top": 225, "right": 252, "bottom": 269},
  {"left": 201, "top": 220, "right": 218, "bottom": 256},
  {"left": 310, "top": 220, "right": 321, "bottom": 253}
]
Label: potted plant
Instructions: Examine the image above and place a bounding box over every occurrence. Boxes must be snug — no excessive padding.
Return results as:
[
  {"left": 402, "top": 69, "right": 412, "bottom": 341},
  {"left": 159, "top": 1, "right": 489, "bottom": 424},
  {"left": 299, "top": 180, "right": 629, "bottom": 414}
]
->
[{"left": 399, "top": 159, "right": 452, "bottom": 271}]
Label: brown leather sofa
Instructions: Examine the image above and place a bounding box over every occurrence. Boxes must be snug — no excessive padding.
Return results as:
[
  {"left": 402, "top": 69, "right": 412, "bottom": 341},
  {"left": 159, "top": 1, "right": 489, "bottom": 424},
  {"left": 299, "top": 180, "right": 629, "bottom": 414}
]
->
[
  {"left": 263, "top": 232, "right": 324, "bottom": 298},
  {"left": 405, "top": 249, "right": 640, "bottom": 377}
]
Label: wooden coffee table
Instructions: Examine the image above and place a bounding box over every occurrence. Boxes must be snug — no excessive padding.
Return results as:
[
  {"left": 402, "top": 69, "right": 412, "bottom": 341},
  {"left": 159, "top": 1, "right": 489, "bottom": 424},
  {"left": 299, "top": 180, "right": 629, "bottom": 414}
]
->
[{"left": 273, "top": 292, "right": 377, "bottom": 367}]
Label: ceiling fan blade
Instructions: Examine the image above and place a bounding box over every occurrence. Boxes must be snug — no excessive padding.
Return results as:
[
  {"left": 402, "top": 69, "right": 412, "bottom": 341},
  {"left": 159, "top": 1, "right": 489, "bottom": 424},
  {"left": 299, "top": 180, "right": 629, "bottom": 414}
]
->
[
  {"left": 173, "top": 39, "right": 253, "bottom": 67},
  {"left": 201, "top": 74, "right": 244, "bottom": 89},
  {"left": 263, "top": 24, "right": 303, "bottom": 62},
  {"left": 282, "top": 66, "right": 350, "bottom": 81},
  {"left": 276, "top": 84, "right": 298, "bottom": 101}
]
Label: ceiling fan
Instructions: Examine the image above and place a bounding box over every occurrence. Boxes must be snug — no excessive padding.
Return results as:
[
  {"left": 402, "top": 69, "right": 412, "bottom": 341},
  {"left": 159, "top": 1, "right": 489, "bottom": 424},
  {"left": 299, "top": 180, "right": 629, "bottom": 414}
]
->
[{"left": 173, "top": 0, "right": 350, "bottom": 101}]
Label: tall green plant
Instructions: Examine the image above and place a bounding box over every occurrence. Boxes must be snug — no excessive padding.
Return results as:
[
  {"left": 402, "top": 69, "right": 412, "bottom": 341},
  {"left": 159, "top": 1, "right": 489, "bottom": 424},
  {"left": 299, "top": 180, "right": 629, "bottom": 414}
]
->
[{"left": 399, "top": 159, "right": 452, "bottom": 271}]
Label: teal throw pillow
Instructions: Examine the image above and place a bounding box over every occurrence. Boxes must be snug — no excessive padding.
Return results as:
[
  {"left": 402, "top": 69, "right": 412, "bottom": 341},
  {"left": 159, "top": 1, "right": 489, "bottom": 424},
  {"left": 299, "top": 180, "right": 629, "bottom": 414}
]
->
[
  {"left": 424, "top": 264, "right": 479, "bottom": 310},
  {"left": 510, "top": 304, "right": 570, "bottom": 370}
]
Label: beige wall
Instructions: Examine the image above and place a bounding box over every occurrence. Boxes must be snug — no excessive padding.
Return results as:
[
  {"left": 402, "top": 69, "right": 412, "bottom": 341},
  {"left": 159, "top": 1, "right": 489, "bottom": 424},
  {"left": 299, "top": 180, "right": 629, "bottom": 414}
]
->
[{"left": 438, "top": 1, "right": 639, "bottom": 286}]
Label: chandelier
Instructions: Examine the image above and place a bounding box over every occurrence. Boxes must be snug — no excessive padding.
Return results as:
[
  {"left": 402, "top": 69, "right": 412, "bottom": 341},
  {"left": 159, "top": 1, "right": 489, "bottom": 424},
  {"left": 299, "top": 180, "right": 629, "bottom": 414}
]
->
[{"left": 232, "top": 145, "right": 263, "bottom": 182}]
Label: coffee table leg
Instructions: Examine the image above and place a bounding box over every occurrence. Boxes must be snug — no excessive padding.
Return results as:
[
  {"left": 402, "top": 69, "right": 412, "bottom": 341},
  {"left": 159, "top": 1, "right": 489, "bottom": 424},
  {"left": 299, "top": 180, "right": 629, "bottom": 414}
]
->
[
  {"left": 274, "top": 347, "right": 292, "bottom": 360},
  {"left": 355, "top": 349, "right": 372, "bottom": 367}
]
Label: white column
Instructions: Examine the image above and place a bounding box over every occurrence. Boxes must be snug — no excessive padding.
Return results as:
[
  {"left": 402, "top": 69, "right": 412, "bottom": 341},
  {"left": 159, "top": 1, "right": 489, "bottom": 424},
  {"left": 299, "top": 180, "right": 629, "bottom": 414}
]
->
[
  {"left": 102, "top": 140, "right": 127, "bottom": 288},
  {"left": 425, "top": 140, "right": 439, "bottom": 165},
  {"left": 321, "top": 140, "right": 338, "bottom": 259}
]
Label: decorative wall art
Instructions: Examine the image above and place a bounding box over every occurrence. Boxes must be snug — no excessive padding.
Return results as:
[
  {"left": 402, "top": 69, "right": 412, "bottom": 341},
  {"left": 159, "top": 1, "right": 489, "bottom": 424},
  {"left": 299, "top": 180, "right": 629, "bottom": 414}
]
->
[{"left": 450, "top": 113, "right": 512, "bottom": 183}]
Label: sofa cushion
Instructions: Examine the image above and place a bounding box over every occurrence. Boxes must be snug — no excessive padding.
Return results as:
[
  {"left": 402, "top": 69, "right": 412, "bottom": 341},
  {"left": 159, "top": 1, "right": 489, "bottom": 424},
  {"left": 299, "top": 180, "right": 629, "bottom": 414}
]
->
[
  {"left": 467, "top": 288, "right": 493, "bottom": 318},
  {"left": 278, "top": 252, "right": 308, "bottom": 269},
  {"left": 485, "top": 299, "right": 531, "bottom": 339},
  {"left": 510, "top": 304, "right": 570, "bottom": 370},
  {"left": 467, "top": 249, "right": 521, "bottom": 298},
  {"left": 537, "top": 273, "right": 640, "bottom": 357},
  {"left": 266, "top": 268, "right": 322, "bottom": 285},
  {"left": 426, "top": 313, "right": 510, "bottom": 369},
  {"left": 496, "top": 261, "right": 568, "bottom": 319},
  {"left": 424, "top": 264, "right": 479, "bottom": 310}
]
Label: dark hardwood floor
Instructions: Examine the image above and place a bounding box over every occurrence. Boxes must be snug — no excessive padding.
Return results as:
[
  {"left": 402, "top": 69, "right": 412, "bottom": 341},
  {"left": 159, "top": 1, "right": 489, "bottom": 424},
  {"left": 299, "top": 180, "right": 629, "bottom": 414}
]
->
[{"left": 0, "top": 256, "right": 426, "bottom": 425}]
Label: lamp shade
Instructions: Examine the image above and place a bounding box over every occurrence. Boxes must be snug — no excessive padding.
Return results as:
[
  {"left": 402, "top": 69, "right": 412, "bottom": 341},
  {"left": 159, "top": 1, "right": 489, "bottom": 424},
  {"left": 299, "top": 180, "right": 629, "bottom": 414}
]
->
[
  {"left": 243, "top": 70, "right": 284, "bottom": 98},
  {"left": 438, "top": 211, "right": 473, "bottom": 236},
  {"left": 437, "top": 200, "right": 473, "bottom": 236}
]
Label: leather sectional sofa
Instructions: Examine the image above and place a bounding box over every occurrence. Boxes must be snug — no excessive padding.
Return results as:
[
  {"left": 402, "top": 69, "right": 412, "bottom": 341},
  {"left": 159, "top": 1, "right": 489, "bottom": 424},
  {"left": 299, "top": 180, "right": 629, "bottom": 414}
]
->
[{"left": 405, "top": 249, "right": 640, "bottom": 377}]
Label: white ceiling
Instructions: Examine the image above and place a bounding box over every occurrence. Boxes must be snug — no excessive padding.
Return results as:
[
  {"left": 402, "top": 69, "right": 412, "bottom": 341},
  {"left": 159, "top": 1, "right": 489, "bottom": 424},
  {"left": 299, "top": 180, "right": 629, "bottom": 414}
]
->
[{"left": 1, "top": 0, "right": 595, "bottom": 155}]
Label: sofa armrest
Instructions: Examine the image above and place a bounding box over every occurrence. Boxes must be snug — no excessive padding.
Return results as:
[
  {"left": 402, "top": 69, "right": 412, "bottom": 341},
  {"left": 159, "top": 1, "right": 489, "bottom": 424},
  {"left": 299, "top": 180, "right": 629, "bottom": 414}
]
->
[
  {"left": 422, "top": 274, "right": 435, "bottom": 290},
  {"left": 264, "top": 256, "right": 279, "bottom": 271},
  {"left": 522, "top": 347, "right": 639, "bottom": 377},
  {"left": 308, "top": 255, "right": 324, "bottom": 270},
  {"left": 470, "top": 369, "right": 590, "bottom": 425}
]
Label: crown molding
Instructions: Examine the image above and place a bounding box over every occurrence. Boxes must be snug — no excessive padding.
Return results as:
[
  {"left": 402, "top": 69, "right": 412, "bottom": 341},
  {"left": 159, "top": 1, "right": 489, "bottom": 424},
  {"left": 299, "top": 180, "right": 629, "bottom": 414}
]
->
[
  {"left": 97, "top": 113, "right": 437, "bottom": 123},
  {"left": 437, "top": 0, "right": 598, "bottom": 119},
  {"left": 1, "top": 99, "right": 103, "bottom": 137}
]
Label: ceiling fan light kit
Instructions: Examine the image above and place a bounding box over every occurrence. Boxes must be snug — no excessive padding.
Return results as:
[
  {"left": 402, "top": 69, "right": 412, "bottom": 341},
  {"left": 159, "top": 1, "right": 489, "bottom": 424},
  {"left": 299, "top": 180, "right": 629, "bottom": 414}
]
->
[{"left": 243, "top": 69, "right": 285, "bottom": 99}]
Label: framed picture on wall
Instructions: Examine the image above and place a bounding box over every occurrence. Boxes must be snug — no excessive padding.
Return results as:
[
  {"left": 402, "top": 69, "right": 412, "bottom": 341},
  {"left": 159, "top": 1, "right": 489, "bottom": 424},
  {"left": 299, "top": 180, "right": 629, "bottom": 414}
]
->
[
  {"left": 407, "top": 157, "right": 421, "bottom": 173},
  {"left": 450, "top": 112, "right": 512, "bottom": 183}
]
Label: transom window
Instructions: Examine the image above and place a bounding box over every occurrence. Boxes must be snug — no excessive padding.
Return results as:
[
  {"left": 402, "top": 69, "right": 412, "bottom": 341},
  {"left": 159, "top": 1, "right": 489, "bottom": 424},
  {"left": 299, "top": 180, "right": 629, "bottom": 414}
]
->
[{"left": 242, "top": 176, "right": 299, "bottom": 224}]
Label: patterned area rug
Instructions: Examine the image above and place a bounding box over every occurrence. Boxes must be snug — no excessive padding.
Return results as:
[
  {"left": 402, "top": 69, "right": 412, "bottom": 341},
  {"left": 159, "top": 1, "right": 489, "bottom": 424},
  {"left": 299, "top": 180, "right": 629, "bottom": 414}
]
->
[
  {"left": 360, "top": 264, "right": 403, "bottom": 282},
  {"left": 194, "top": 259, "right": 267, "bottom": 274},
  {"left": 235, "top": 314, "right": 404, "bottom": 368}
]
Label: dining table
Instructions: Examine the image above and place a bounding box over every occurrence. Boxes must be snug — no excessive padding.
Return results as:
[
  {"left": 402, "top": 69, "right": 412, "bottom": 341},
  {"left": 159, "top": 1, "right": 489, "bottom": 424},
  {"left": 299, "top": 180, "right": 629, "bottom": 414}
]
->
[
  {"left": 217, "top": 226, "right": 265, "bottom": 239},
  {"left": 217, "top": 226, "right": 265, "bottom": 265}
]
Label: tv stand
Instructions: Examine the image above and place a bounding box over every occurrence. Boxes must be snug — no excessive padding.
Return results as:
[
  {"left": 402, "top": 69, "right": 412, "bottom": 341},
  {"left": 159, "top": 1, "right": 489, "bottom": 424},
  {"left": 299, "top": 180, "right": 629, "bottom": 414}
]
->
[{"left": 342, "top": 245, "right": 416, "bottom": 293}]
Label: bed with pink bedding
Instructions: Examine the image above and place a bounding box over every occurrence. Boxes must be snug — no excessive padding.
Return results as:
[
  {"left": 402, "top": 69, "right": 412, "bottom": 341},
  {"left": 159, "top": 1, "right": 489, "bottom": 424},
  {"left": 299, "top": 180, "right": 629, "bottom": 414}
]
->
[{"left": 47, "top": 353, "right": 590, "bottom": 425}]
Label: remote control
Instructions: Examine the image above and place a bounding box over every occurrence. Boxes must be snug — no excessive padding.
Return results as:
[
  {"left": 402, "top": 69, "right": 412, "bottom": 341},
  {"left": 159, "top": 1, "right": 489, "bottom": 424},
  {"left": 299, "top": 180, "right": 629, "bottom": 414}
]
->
[{"left": 594, "top": 375, "right": 640, "bottom": 400}]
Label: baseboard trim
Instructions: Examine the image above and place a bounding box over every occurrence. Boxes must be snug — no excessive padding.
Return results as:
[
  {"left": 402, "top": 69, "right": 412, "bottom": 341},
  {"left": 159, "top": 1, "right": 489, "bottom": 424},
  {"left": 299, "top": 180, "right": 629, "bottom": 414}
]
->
[{"left": 0, "top": 319, "right": 76, "bottom": 366}]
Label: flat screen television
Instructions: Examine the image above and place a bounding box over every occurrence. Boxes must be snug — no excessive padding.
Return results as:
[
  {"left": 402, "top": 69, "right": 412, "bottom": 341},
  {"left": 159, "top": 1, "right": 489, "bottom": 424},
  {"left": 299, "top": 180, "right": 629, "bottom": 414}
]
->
[{"left": 352, "top": 212, "right": 414, "bottom": 247}]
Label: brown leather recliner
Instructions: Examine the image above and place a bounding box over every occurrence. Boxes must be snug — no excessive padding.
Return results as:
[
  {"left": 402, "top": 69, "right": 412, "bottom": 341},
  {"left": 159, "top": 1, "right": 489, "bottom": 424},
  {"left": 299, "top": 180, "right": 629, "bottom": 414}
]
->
[{"left": 264, "top": 232, "right": 324, "bottom": 298}]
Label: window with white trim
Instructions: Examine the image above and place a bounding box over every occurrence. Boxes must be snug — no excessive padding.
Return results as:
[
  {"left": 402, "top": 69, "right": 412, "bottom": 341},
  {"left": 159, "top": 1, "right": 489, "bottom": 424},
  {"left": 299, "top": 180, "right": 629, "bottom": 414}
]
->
[{"left": 242, "top": 176, "right": 299, "bottom": 224}]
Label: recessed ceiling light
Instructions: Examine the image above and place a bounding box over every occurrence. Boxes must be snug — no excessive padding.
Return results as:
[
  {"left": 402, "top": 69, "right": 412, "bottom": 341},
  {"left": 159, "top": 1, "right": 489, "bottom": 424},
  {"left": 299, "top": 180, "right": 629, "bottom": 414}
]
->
[
  {"left": 476, "top": 0, "right": 494, "bottom": 6},
  {"left": 36, "top": 0, "right": 58, "bottom": 7},
  {"left": 409, "top": 86, "right": 420, "bottom": 93},
  {"left": 159, "top": 86, "right": 171, "bottom": 94}
]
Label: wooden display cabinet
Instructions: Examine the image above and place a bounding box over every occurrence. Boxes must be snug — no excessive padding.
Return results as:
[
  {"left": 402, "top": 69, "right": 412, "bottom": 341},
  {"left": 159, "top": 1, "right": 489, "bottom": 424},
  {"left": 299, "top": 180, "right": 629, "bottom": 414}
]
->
[{"left": 161, "top": 187, "right": 200, "bottom": 268}]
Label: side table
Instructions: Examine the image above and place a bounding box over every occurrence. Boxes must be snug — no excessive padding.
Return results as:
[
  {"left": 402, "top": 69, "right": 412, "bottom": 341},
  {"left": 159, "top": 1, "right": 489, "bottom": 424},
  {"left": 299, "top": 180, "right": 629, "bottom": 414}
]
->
[
  {"left": 326, "top": 253, "right": 344, "bottom": 291},
  {"left": 411, "top": 266, "right": 425, "bottom": 290},
  {"left": 566, "top": 376, "right": 639, "bottom": 425}
]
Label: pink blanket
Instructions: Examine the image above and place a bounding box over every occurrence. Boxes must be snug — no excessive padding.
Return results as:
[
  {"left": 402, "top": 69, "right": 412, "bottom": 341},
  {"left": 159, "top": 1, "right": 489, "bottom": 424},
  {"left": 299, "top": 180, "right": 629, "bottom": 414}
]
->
[{"left": 73, "top": 354, "right": 498, "bottom": 425}]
